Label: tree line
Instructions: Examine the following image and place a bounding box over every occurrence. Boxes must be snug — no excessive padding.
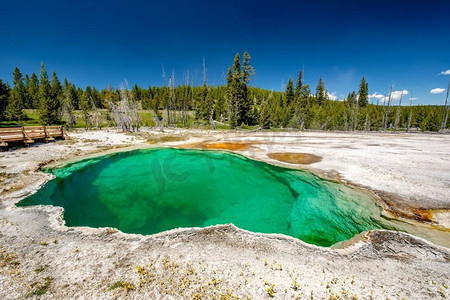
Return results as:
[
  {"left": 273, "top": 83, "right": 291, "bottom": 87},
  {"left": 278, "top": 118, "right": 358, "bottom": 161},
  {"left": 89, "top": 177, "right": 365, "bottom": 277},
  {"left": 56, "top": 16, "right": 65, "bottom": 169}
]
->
[{"left": 0, "top": 56, "right": 448, "bottom": 132}]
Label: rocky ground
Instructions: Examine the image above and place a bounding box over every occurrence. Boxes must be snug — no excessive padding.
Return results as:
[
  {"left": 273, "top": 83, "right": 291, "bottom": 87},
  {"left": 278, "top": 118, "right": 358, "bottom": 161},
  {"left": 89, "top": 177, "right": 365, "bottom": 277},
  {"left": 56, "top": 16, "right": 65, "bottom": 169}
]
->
[{"left": 0, "top": 128, "right": 449, "bottom": 299}]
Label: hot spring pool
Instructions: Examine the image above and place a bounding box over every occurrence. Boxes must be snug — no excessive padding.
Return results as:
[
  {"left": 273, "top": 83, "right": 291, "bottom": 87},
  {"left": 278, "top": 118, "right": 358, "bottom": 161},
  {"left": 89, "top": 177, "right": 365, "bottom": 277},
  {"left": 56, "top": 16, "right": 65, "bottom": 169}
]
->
[{"left": 18, "top": 148, "right": 401, "bottom": 247}]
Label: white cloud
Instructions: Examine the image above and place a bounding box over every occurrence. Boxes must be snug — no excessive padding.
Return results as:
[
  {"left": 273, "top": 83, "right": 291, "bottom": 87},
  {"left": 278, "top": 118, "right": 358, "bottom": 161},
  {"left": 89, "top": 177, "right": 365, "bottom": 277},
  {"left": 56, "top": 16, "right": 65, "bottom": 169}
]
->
[
  {"left": 370, "top": 90, "right": 408, "bottom": 103},
  {"left": 391, "top": 90, "right": 408, "bottom": 101},
  {"left": 327, "top": 92, "right": 338, "bottom": 100},
  {"left": 409, "top": 97, "right": 418, "bottom": 101},
  {"left": 369, "top": 92, "right": 385, "bottom": 100},
  {"left": 438, "top": 69, "right": 450, "bottom": 75},
  {"left": 430, "top": 88, "right": 445, "bottom": 94}
]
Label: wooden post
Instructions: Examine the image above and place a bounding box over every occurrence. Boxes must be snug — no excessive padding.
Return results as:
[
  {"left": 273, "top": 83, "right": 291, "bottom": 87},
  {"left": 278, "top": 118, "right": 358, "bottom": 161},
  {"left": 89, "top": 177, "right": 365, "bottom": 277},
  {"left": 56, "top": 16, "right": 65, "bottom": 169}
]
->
[
  {"left": 21, "top": 127, "right": 34, "bottom": 145},
  {"left": 43, "top": 126, "right": 54, "bottom": 142}
]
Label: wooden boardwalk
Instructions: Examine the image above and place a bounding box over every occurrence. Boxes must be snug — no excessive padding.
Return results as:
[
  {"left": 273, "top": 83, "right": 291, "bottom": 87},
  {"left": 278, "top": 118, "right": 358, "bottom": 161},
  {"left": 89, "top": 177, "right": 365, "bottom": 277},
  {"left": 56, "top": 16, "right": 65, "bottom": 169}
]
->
[{"left": 0, "top": 126, "right": 65, "bottom": 147}]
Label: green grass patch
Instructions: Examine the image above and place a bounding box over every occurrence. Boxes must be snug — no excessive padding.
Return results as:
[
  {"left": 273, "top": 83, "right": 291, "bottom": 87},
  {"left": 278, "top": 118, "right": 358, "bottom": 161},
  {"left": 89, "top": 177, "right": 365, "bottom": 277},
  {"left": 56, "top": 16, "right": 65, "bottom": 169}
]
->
[
  {"left": 34, "top": 266, "right": 45, "bottom": 273},
  {"left": 138, "top": 110, "right": 156, "bottom": 127},
  {"left": 29, "top": 276, "right": 53, "bottom": 296}
]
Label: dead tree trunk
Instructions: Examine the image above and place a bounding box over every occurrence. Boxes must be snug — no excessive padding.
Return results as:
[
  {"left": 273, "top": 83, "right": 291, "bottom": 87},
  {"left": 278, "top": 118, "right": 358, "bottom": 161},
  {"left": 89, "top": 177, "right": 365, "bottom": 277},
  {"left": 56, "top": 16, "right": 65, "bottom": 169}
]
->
[
  {"left": 151, "top": 109, "right": 163, "bottom": 131},
  {"left": 344, "top": 113, "right": 348, "bottom": 131},
  {"left": 364, "top": 113, "right": 370, "bottom": 131},
  {"left": 440, "top": 82, "right": 450, "bottom": 132},
  {"left": 383, "top": 82, "right": 394, "bottom": 131},
  {"left": 63, "top": 90, "right": 76, "bottom": 129},
  {"left": 407, "top": 94, "right": 413, "bottom": 132},
  {"left": 90, "top": 97, "right": 101, "bottom": 129},
  {"left": 182, "top": 71, "right": 189, "bottom": 127},
  {"left": 353, "top": 95, "right": 359, "bottom": 131},
  {"left": 108, "top": 82, "right": 141, "bottom": 132},
  {"left": 161, "top": 64, "right": 170, "bottom": 127},
  {"left": 349, "top": 103, "right": 354, "bottom": 132},
  {"left": 394, "top": 90, "right": 404, "bottom": 132},
  {"left": 168, "top": 73, "right": 176, "bottom": 127},
  {"left": 170, "top": 70, "right": 176, "bottom": 126}
]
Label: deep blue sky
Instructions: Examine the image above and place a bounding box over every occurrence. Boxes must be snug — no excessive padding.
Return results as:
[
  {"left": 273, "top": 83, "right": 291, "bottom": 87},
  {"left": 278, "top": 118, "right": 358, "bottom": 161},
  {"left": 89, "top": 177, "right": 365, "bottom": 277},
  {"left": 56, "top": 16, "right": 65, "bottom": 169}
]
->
[{"left": 1, "top": 0, "right": 449, "bottom": 104}]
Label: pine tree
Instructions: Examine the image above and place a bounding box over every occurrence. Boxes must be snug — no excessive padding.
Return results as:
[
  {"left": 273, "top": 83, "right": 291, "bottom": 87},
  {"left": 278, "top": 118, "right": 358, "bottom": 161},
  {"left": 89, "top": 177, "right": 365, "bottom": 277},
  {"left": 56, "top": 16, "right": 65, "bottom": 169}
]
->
[
  {"left": 358, "top": 76, "right": 369, "bottom": 107},
  {"left": 39, "top": 63, "right": 60, "bottom": 125},
  {"left": 131, "top": 84, "right": 142, "bottom": 103},
  {"left": 49, "top": 71, "right": 63, "bottom": 122},
  {"left": 346, "top": 91, "right": 357, "bottom": 105},
  {"left": 271, "top": 93, "right": 283, "bottom": 127},
  {"left": 259, "top": 94, "right": 271, "bottom": 129},
  {"left": 295, "top": 70, "right": 311, "bottom": 100},
  {"left": 228, "top": 53, "right": 242, "bottom": 128},
  {"left": 24, "top": 74, "right": 30, "bottom": 86},
  {"left": 80, "top": 90, "right": 92, "bottom": 129},
  {"left": 51, "top": 71, "right": 63, "bottom": 99},
  {"left": 23, "top": 74, "right": 32, "bottom": 108},
  {"left": 285, "top": 78, "right": 295, "bottom": 107},
  {"left": 225, "top": 52, "right": 255, "bottom": 127},
  {"left": 0, "top": 80, "right": 10, "bottom": 120},
  {"left": 84, "top": 86, "right": 93, "bottom": 100},
  {"left": 63, "top": 79, "right": 77, "bottom": 128},
  {"left": 281, "top": 78, "right": 295, "bottom": 127},
  {"left": 27, "top": 73, "right": 40, "bottom": 108},
  {"left": 7, "top": 67, "right": 26, "bottom": 120},
  {"left": 103, "top": 83, "right": 116, "bottom": 108},
  {"left": 315, "top": 76, "right": 326, "bottom": 106},
  {"left": 76, "top": 87, "right": 84, "bottom": 110},
  {"left": 295, "top": 70, "right": 304, "bottom": 98},
  {"left": 91, "top": 87, "right": 102, "bottom": 109},
  {"left": 241, "top": 51, "right": 255, "bottom": 125},
  {"left": 294, "top": 70, "right": 311, "bottom": 129}
]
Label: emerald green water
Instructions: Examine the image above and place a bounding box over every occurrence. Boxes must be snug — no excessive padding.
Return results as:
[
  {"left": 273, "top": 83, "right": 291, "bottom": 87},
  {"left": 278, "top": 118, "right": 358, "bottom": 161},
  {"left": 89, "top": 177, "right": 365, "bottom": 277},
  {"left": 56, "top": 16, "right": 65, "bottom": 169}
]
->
[{"left": 17, "top": 148, "right": 399, "bottom": 246}]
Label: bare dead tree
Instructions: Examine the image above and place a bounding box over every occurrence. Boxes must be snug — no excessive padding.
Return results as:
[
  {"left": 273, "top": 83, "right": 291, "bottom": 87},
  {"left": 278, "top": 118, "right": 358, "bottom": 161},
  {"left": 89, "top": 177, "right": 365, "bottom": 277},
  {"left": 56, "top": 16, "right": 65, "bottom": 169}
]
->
[
  {"left": 364, "top": 113, "right": 370, "bottom": 131},
  {"left": 440, "top": 82, "right": 450, "bottom": 132},
  {"left": 202, "top": 56, "right": 207, "bottom": 85},
  {"left": 162, "top": 64, "right": 170, "bottom": 127},
  {"left": 107, "top": 82, "right": 141, "bottom": 132},
  {"left": 202, "top": 57, "right": 215, "bottom": 130},
  {"left": 63, "top": 89, "right": 76, "bottom": 129},
  {"left": 380, "top": 91, "right": 386, "bottom": 131},
  {"left": 191, "top": 76, "right": 196, "bottom": 123},
  {"left": 353, "top": 94, "right": 359, "bottom": 131},
  {"left": 344, "top": 113, "right": 349, "bottom": 131},
  {"left": 90, "top": 97, "right": 101, "bottom": 129},
  {"left": 300, "top": 114, "right": 305, "bottom": 131},
  {"left": 407, "top": 94, "right": 413, "bottom": 132},
  {"left": 150, "top": 109, "right": 163, "bottom": 131},
  {"left": 349, "top": 105, "right": 354, "bottom": 132},
  {"left": 320, "top": 115, "right": 331, "bottom": 130},
  {"left": 293, "top": 99, "right": 305, "bottom": 131},
  {"left": 168, "top": 72, "right": 176, "bottom": 127},
  {"left": 394, "top": 90, "right": 404, "bottom": 132},
  {"left": 171, "top": 69, "right": 177, "bottom": 125},
  {"left": 209, "top": 115, "right": 216, "bottom": 130},
  {"left": 108, "top": 101, "right": 123, "bottom": 130},
  {"left": 383, "top": 82, "right": 394, "bottom": 131},
  {"left": 182, "top": 71, "right": 189, "bottom": 127}
]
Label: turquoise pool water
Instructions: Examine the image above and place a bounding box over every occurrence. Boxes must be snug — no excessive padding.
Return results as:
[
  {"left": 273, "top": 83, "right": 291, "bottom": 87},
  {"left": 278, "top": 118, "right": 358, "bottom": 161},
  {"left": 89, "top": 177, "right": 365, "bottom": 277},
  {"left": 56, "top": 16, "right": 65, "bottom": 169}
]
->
[{"left": 18, "top": 148, "right": 399, "bottom": 246}]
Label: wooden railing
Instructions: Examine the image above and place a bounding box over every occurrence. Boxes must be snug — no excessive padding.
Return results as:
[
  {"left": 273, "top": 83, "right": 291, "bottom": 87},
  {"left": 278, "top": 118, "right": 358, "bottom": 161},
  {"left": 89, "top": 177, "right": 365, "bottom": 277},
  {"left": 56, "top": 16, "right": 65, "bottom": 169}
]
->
[{"left": 0, "top": 126, "right": 65, "bottom": 147}]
